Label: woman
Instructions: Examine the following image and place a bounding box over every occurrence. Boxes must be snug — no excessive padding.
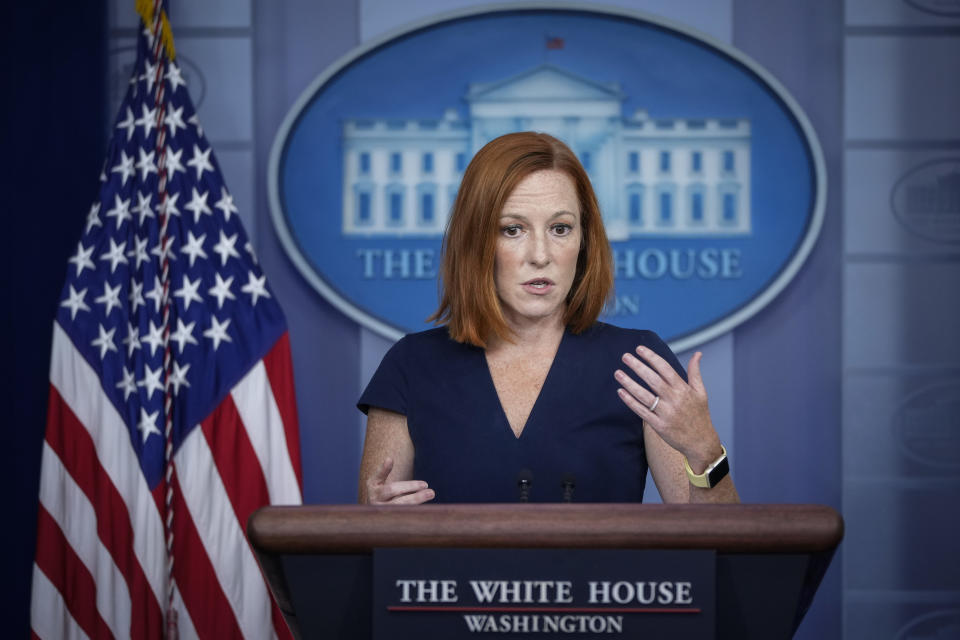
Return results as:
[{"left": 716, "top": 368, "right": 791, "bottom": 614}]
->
[{"left": 358, "top": 132, "right": 738, "bottom": 505}]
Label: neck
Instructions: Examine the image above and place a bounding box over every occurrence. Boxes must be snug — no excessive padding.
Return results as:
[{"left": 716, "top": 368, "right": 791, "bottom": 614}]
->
[{"left": 487, "top": 308, "right": 566, "bottom": 354}]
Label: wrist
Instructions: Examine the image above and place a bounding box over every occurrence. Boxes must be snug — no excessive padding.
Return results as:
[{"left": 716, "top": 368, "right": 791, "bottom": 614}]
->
[
  {"left": 684, "top": 443, "right": 729, "bottom": 489},
  {"left": 685, "top": 439, "right": 723, "bottom": 474}
]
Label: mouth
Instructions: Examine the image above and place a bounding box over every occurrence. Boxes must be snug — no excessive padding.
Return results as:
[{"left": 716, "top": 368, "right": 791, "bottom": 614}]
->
[{"left": 522, "top": 278, "right": 555, "bottom": 290}]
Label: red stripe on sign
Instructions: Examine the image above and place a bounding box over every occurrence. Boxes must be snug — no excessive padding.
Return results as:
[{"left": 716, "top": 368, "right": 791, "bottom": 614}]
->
[
  {"left": 262, "top": 333, "right": 303, "bottom": 488},
  {"left": 169, "top": 469, "right": 245, "bottom": 639},
  {"left": 45, "top": 386, "right": 165, "bottom": 640},
  {"left": 200, "top": 394, "right": 269, "bottom": 526},
  {"left": 34, "top": 506, "right": 115, "bottom": 640}
]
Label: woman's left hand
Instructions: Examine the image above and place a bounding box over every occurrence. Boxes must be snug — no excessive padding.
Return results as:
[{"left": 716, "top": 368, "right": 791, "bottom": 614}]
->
[{"left": 614, "top": 346, "right": 722, "bottom": 472}]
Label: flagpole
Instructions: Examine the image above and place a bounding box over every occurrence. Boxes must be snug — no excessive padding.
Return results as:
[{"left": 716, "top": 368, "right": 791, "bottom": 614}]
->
[{"left": 136, "top": 0, "right": 178, "bottom": 636}]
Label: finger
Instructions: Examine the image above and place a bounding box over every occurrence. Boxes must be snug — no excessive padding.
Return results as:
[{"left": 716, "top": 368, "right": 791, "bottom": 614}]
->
[
  {"left": 687, "top": 351, "right": 706, "bottom": 392},
  {"left": 614, "top": 369, "right": 657, "bottom": 407},
  {"left": 617, "top": 387, "right": 661, "bottom": 428},
  {"left": 389, "top": 488, "right": 436, "bottom": 505},
  {"left": 372, "top": 457, "right": 394, "bottom": 484},
  {"left": 377, "top": 480, "right": 430, "bottom": 501},
  {"left": 635, "top": 345, "right": 684, "bottom": 387},
  {"left": 621, "top": 352, "right": 665, "bottom": 394}
]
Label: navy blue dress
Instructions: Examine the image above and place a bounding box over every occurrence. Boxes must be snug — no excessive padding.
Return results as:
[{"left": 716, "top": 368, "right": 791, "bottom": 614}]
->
[{"left": 358, "top": 322, "right": 686, "bottom": 503}]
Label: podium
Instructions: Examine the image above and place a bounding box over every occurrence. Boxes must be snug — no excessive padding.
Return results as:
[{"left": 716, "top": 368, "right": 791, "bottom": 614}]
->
[{"left": 247, "top": 504, "right": 842, "bottom": 639}]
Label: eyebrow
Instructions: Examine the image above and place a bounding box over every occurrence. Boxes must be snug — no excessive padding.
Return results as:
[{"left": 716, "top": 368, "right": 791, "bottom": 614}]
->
[{"left": 499, "top": 210, "right": 578, "bottom": 221}]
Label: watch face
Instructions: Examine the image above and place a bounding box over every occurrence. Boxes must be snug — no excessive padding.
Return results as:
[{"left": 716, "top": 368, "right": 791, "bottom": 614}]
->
[{"left": 707, "top": 457, "right": 730, "bottom": 488}]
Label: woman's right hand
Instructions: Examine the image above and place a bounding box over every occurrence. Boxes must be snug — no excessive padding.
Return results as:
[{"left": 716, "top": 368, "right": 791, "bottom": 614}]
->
[{"left": 364, "top": 456, "right": 435, "bottom": 505}]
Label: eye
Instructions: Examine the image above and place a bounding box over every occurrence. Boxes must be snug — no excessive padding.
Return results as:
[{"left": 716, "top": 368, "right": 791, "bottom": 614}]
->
[
  {"left": 551, "top": 223, "right": 573, "bottom": 237},
  {"left": 501, "top": 224, "right": 523, "bottom": 238}
]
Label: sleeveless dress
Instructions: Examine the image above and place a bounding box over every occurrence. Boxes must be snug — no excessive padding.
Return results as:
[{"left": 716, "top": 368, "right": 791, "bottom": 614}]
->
[{"left": 358, "top": 322, "right": 686, "bottom": 503}]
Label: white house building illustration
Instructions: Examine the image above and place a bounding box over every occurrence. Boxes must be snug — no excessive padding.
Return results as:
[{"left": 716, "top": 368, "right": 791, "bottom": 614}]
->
[{"left": 341, "top": 65, "right": 751, "bottom": 240}]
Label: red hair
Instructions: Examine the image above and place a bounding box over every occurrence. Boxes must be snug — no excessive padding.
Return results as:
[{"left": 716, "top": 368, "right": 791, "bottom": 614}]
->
[{"left": 429, "top": 132, "right": 613, "bottom": 347}]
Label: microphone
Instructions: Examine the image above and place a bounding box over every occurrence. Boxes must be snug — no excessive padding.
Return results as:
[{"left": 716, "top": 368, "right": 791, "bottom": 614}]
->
[
  {"left": 561, "top": 473, "right": 576, "bottom": 503},
  {"left": 517, "top": 469, "right": 533, "bottom": 502}
]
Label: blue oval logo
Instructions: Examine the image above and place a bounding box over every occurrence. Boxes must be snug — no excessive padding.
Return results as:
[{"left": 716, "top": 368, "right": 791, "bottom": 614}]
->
[
  {"left": 894, "top": 381, "right": 960, "bottom": 471},
  {"left": 890, "top": 158, "right": 960, "bottom": 244},
  {"left": 269, "top": 6, "right": 825, "bottom": 348}
]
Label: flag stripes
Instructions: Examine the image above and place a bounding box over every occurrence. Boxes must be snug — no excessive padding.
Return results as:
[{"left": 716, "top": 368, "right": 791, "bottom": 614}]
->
[
  {"left": 34, "top": 505, "right": 116, "bottom": 640},
  {"left": 35, "top": 323, "right": 299, "bottom": 638},
  {"left": 44, "top": 387, "right": 165, "bottom": 639},
  {"left": 261, "top": 332, "right": 303, "bottom": 488},
  {"left": 31, "top": 565, "right": 89, "bottom": 640}
]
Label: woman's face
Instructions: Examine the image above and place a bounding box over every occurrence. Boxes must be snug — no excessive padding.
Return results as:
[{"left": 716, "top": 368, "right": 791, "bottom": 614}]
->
[{"left": 494, "top": 169, "right": 582, "bottom": 330}]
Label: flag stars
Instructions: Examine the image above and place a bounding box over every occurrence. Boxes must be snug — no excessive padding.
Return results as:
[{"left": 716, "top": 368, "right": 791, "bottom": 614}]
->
[
  {"left": 170, "top": 318, "right": 198, "bottom": 353},
  {"left": 135, "top": 103, "right": 157, "bottom": 138},
  {"left": 105, "top": 194, "right": 133, "bottom": 230},
  {"left": 116, "top": 106, "right": 136, "bottom": 141},
  {"left": 208, "top": 273, "right": 236, "bottom": 309},
  {"left": 159, "top": 191, "right": 181, "bottom": 218},
  {"left": 174, "top": 275, "right": 203, "bottom": 311},
  {"left": 184, "top": 187, "right": 212, "bottom": 224},
  {"left": 91, "top": 324, "right": 118, "bottom": 359},
  {"left": 215, "top": 187, "right": 238, "bottom": 222},
  {"left": 188, "top": 113, "right": 203, "bottom": 138},
  {"left": 127, "top": 235, "right": 150, "bottom": 270},
  {"left": 165, "top": 62, "right": 186, "bottom": 92},
  {"left": 116, "top": 366, "right": 137, "bottom": 401},
  {"left": 165, "top": 104, "right": 187, "bottom": 138},
  {"left": 100, "top": 238, "right": 129, "bottom": 273},
  {"left": 151, "top": 237, "right": 177, "bottom": 264},
  {"left": 242, "top": 271, "right": 271, "bottom": 306},
  {"left": 60, "top": 285, "right": 90, "bottom": 320},
  {"left": 186, "top": 144, "right": 214, "bottom": 181},
  {"left": 129, "top": 278, "right": 145, "bottom": 313},
  {"left": 168, "top": 361, "right": 190, "bottom": 395},
  {"left": 181, "top": 231, "right": 208, "bottom": 267},
  {"left": 203, "top": 316, "right": 232, "bottom": 351},
  {"left": 135, "top": 148, "right": 158, "bottom": 182},
  {"left": 212, "top": 230, "right": 240, "bottom": 266},
  {"left": 68, "top": 242, "right": 95, "bottom": 276},
  {"left": 141, "top": 59, "right": 158, "bottom": 95},
  {"left": 111, "top": 150, "right": 135, "bottom": 186},
  {"left": 123, "top": 321, "right": 141, "bottom": 358},
  {"left": 136, "top": 407, "right": 162, "bottom": 443},
  {"left": 133, "top": 192, "right": 154, "bottom": 225},
  {"left": 94, "top": 281, "right": 123, "bottom": 316},
  {"left": 165, "top": 147, "right": 185, "bottom": 180},
  {"left": 142, "top": 319, "right": 165, "bottom": 356},
  {"left": 85, "top": 202, "right": 102, "bottom": 234},
  {"left": 137, "top": 364, "right": 164, "bottom": 400},
  {"left": 145, "top": 276, "right": 164, "bottom": 314}
]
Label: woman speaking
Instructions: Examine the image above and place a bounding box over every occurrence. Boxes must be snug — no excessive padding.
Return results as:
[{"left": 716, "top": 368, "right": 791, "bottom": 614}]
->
[{"left": 357, "top": 132, "right": 738, "bottom": 505}]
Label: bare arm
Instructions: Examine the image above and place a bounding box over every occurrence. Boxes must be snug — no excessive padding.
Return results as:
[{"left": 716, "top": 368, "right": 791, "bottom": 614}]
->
[
  {"left": 358, "top": 407, "right": 435, "bottom": 505},
  {"left": 643, "top": 420, "right": 739, "bottom": 504},
  {"left": 617, "top": 348, "right": 739, "bottom": 504}
]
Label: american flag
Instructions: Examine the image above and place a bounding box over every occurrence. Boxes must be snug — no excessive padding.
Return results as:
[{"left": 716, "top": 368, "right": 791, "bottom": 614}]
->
[{"left": 31, "top": 3, "right": 302, "bottom": 639}]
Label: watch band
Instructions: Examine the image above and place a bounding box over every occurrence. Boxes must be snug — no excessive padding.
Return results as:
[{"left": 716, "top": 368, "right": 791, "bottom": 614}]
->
[{"left": 684, "top": 444, "right": 729, "bottom": 489}]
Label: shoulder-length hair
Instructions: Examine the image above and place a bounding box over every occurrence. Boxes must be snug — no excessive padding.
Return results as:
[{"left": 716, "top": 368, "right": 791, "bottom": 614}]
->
[{"left": 429, "top": 132, "right": 613, "bottom": 347}]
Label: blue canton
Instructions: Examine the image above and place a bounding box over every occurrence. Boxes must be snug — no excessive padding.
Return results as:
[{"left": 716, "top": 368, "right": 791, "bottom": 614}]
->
[{"left": 57, "top": 27, "right": 286, "bottom": 489}]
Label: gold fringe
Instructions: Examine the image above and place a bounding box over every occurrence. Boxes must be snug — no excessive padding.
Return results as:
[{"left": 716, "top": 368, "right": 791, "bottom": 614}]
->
[{"left": 134, "top": 0, "right": 177, "bottom": 60}]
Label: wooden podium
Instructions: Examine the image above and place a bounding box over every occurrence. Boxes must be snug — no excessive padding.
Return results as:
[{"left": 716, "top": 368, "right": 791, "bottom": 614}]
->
[{"left": 247, "top": 504, "right": 842, "bottom": 639}]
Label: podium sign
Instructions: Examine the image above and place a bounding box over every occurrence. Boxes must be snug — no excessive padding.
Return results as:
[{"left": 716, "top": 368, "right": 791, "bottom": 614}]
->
[
  {"left": 373, "top": 548, "right": 715, "bottom": 639},
  {"left": 247, "top": 504, "right": 843, "bottom": 639}
]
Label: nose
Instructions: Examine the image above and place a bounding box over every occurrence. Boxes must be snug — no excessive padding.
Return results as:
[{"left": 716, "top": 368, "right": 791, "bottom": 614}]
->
[{"left": 526, "top": 229, "right": 550, "bottom": 267}]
